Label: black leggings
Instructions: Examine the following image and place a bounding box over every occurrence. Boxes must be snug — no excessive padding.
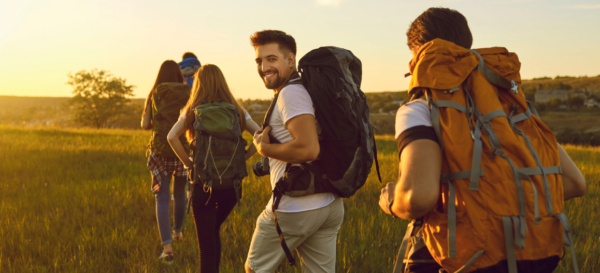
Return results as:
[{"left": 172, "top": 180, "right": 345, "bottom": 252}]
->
[{"left": 191, "top": 185, "right": 237, "bottom": 273}]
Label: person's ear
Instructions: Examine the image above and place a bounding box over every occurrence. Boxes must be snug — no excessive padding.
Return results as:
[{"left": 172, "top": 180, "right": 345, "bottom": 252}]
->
[{"left": 287, "top": 53, "right": 295, "bottom": 68}]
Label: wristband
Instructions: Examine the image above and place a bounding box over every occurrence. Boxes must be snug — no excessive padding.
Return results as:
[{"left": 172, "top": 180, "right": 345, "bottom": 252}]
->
[{"left": 389, "top": 200, "right": 399, "bottom": 218}]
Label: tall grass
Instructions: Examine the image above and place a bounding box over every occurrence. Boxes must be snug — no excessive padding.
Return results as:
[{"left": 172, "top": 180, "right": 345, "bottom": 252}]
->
[{"left": 0, "top": 125, "right": 598, "bottom": 272}]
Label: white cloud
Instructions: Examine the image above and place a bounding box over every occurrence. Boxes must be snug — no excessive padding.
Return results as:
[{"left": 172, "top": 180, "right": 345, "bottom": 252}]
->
[
  {"left": 568, "top": 3, "right": 600, "bottom": 9},
  {"left": 316, "top": 0, "right": 342, "bottom": 7}
]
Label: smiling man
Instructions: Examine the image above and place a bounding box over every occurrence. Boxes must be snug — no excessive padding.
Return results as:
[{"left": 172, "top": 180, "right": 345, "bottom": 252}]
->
[{"left": 245, "top": 30, "right": 344, "bottom": 273}]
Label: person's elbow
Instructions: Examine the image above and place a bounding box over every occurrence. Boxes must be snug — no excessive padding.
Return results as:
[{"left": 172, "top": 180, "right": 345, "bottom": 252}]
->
[
  {"left": 299, "top": 142, "right": 320, "bottom": 162},
  {"left": 392, "top": 191, "right": 438, "bottom": 220},
  {"left": 570, "top": 175, "right": 587, "bottom": 197},
  {"left": 141, "top": 120, "right": 152, "bottom": 130},
  {"left": 305, "top": 145, "right": 320, "bottom": 161},
  {"left": 167, "top": 132, "right": 178, "bottom": 144}
]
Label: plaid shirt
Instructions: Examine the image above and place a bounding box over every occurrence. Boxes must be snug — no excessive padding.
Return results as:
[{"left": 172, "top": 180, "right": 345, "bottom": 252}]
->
[{"left": 147, "top": 152, "right": 187, "bottom": 194}]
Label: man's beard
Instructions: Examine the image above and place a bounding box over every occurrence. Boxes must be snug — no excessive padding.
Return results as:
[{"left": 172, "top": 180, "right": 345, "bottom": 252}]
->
[{"left": 260, "top": 69, "right": 285, "bottom": 90}]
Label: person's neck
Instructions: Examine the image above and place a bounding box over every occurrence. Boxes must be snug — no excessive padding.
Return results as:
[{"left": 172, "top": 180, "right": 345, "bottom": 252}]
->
[{"left": 274, "top": 70, "right": 298, "bottom": 94}]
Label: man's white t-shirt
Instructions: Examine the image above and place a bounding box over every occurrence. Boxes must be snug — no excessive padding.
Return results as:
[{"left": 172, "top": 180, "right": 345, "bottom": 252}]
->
[
  {"left": 394, "top": 98, "right": 439, "bottom": 158},
  {"left": 266, "top": 79, "right": 336, "bottom": 213},
  {"left": 394, "top": 99, "right": 432, "bottom": 139}
]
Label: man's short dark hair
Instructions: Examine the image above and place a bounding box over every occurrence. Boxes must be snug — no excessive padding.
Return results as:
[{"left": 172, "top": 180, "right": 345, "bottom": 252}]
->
[
  {"left": 182, "top": 52, "right": 197, "bottom": 60},
  {"left": 250, "top": 30, "right": 297, "bottom": 56},
  {"left": 407, "top": 7, "right": 473, "bottom": 51}
]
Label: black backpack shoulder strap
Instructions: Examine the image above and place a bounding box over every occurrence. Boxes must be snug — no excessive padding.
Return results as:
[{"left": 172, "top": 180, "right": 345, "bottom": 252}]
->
[
  {"left": 262, "top": 93, "right": 279, "bottom": 129},
  {"left": 262, "top": 71, "right": 302, "bottom": 129}
]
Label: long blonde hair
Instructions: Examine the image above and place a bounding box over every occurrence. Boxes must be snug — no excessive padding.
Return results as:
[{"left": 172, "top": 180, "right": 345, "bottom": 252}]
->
[{"left": 182, "top": 64, "right": 246, "bottom": 141}]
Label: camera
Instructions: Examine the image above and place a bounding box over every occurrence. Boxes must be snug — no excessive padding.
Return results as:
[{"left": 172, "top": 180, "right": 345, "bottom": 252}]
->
[{"left": 253, "top": 157, "right": 270, "bottom": 177}]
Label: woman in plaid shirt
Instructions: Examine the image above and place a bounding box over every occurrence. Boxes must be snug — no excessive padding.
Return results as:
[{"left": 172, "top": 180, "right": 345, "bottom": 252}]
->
[{"left": 141, "top": 60, "right": 189, "bottom": 264}]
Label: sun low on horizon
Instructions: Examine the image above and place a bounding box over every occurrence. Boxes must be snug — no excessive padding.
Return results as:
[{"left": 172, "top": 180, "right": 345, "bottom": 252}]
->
[{"left": 1, "top": 0, "right": 599, "bottom": 100}]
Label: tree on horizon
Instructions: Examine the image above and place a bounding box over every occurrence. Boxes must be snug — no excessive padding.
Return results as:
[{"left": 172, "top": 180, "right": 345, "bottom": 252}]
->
[{"left": 67, "top": 69, "right": 135, "bottom": 129}]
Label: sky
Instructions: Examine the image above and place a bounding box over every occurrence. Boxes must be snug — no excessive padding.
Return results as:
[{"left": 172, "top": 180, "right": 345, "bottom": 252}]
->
[{"left": 0, "top": 0, "right": 599, "bottom": 99}]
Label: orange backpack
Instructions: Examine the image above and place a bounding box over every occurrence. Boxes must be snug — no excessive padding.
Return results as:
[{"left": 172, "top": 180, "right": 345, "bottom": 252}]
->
[{"left": 394, "top": 39, "right": 579, "bottom": 273}]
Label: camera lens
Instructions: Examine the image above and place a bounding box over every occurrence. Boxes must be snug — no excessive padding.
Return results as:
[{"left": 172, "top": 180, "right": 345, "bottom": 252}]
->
[
  {"left": 252, "top": 161, "right": 264, "bottom": 176},
  {"left": 252, "top": 157, "right": 270, "bottom": 177}
]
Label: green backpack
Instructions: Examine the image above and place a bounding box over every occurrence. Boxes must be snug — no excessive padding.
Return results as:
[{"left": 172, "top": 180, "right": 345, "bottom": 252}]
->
[
  {"left": 189, "top": 99, "right": 248, "bottom": 202},
  {"left": 148, "top": 82, "right": 191, "bottom": 157}
]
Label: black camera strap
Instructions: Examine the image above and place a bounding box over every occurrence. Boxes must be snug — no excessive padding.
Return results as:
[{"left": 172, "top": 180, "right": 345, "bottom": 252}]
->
[{"left": 271, "top": 192, "right": 296, "bottom": 265}]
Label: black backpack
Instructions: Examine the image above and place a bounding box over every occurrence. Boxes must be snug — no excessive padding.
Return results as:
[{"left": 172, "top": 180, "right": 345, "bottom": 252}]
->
[{"left": 266, "top": 46, "right": 381, "bottom": 265}]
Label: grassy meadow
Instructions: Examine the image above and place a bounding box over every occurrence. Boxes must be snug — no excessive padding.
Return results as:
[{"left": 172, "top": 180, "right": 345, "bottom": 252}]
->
[{"left": 0, "top": 125, "right": 598, "bottom": 272}]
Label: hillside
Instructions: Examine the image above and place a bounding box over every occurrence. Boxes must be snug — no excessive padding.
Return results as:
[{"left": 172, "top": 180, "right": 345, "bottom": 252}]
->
[
  {"left": 364, "top": 75, "right": 600, "bottom": 101},
  {"left": 0, "top": 95, "right": 70, "bottom": 109},
  {"left": 2, "top": 75, "right": 598, "bottom": 143},
  {"left": 0, "top": 95, "right": 146, "bottom": 109},
  {"left": 522, "top": 75, "right": 600, "bottom": 93},
  {"left": 0, "top": 95, "right": 146, "bottom": 128}
]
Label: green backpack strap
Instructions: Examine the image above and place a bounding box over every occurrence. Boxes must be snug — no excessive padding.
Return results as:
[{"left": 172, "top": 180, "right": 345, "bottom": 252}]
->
[{"left": 231, "top": 136, "right": 243, "bottom": 204}]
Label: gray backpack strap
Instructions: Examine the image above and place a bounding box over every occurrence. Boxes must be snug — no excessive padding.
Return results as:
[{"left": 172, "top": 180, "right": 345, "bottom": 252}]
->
[
  {"left": 393, "top": 220, "right": 415, "bottom": 273},
  {"left": 470, "top": 49, "right": 517, "bottom": 93},
  {"left": 555, "top": 213, "right": 580, "bottom": 273},
  {"left": 393, "top": 219, "right": 431, "bottom": 273}
]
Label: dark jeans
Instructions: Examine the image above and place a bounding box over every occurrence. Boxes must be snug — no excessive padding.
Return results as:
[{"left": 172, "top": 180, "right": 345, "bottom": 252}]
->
[
  {"left": 191, "top": 185, "right": 237, "bottom": 273},
  {"left": 470, "top": 255, "right": 560, "bottom": 273},
  {"left": 408, "top": 254, "right": 560, "bottom": 273}
]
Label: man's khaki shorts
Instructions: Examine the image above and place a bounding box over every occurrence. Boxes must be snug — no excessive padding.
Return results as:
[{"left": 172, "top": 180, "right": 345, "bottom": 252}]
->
[{"left": 246, "top": 197, "right": 344, "bottom": 273}]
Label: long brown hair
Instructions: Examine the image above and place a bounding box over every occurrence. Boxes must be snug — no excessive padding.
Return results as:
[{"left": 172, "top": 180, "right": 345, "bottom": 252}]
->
[
  {"left": 143, "top": 60, "right": 184, "bottom": 116},
  {"left": 182, "top": 64, "right": 247, "bottom": 141}
]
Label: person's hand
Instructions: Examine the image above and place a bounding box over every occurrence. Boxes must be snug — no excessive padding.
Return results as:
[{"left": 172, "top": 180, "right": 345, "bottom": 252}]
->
[
  {"left": 184, "top": 157, "right": 193, "bottom": 170},
  {"left": 153, "top": 183, "right": 161, "bottom": 193},
  {"left": 379, "top": 182, "right": 397, "bottom": 216},
  {"left": 253, "top": 126, "right": 272, "bottom": 156}
]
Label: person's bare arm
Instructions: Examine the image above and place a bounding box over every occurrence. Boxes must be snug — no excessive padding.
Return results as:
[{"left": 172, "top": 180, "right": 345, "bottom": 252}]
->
[
  {"left": 141, "top": 100, "right": 153, "bottom": 130},
  {"left": 253, "top": 114, "right": 319, "bottom": 163},
  {"left": 387, "top": 139, "right": 442, "bottom": 219},
  {"left": 244, "top": 118, "right": 261, "bottom": 160},
  {"left": 558, "top": 144, "right": 586, "bottom": 200},
  {"left": 167, "top": 119, "right": 192, "bottom": 168}
]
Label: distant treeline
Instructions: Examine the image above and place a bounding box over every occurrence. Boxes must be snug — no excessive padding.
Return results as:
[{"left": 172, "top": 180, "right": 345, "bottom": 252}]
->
[
  {"left": 2, "top": 73, "right": 599, "bottom": 146},
  {"left": 0, "top": 96, "right": 145, "bottom": 129},
  {"left": 521, "top": 75, "right": 600, "bottom": 102}
]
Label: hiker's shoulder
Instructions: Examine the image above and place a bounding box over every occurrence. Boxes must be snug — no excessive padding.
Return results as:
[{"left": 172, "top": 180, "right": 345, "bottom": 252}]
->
[
  {"left": 395, "top": 99, "right": 431, "bottom": 135},
  {"left": 156, "top": 82, "right": 189, "bottom": 92},
  {"left": 281, "top": 79, "right": 307, "bottom": 94},
  {"left": 155, "top": 82, "right": 170, "bottom": 91},
  {"left": 279, "top": 82, "right": 310, "bottom": 102},
  {"left": 398, "top": 99, "right": 429, "bottom": 118}
]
